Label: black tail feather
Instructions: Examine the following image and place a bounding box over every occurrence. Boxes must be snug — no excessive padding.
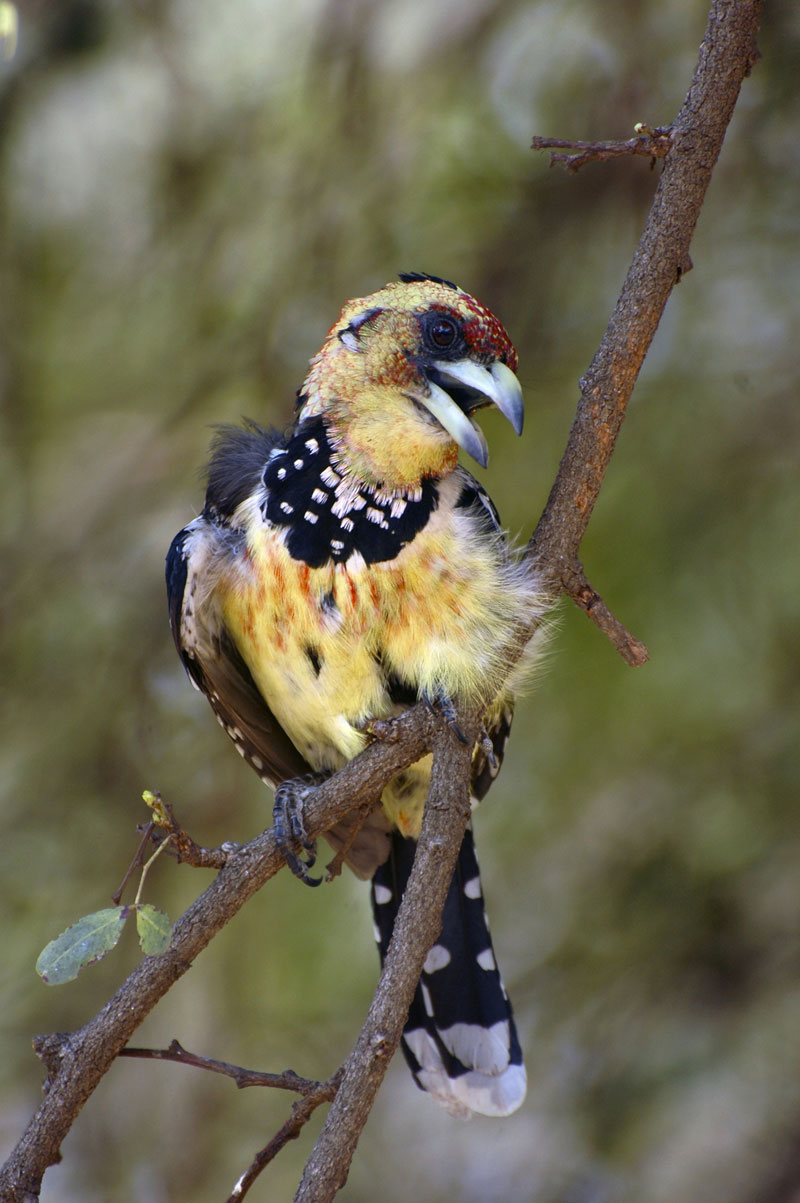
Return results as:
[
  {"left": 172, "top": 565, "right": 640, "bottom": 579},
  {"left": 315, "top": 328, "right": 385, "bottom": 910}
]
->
[{"left": 370, "top": 828, "right": 526, "bottom": 1117}]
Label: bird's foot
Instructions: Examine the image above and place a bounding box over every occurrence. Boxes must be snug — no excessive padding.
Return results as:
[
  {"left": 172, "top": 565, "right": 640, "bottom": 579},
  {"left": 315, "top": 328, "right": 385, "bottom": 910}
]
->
[
  {"left": 423, "top": 686, "right": 470, "bottom": 745},
  {"left": 273, "top": 776, "right": 326, "bottom": 887}
]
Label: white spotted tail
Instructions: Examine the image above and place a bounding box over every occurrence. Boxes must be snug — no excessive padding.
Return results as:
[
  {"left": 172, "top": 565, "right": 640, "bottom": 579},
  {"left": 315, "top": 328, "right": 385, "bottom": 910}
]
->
[{"left": 370, "top": 828, "right": 526, "bottom": 1118}]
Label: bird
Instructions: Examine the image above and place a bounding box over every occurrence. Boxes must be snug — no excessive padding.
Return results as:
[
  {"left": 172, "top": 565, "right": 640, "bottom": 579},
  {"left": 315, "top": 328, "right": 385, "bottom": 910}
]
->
[{"left": 166, "top": 272, "right": 547, "bottom": 1118}]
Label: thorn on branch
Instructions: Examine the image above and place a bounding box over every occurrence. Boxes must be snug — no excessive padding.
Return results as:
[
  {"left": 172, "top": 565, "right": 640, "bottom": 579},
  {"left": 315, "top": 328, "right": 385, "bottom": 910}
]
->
[{"left": 531, "top": 125, "right": 673, "bottom": 173}]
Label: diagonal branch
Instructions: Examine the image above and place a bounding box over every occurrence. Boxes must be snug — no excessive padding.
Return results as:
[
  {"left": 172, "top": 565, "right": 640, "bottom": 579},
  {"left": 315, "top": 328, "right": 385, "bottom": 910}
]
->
[
  {"left": 0, "top": 705, "right": 438, "bottom": 1203},
  {"left": 293, "top": 713, "right": 479, "bottom": 1201},
  {"left": 527, "top": 0, "right": 764, "bottom": 660},
  {"left": 562, "top": 564, "right": 650, "bottom": 667}
]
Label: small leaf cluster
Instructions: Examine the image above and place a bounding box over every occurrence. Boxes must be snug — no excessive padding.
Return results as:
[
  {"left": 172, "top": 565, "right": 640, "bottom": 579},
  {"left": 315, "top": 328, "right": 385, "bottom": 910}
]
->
[{"left": 36, "top": 791, "right": 173, "bottom": 985}]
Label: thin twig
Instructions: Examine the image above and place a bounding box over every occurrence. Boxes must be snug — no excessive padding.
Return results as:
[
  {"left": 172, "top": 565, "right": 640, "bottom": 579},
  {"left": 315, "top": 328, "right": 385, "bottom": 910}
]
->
[
  {"left": 111, "top": 822, "right": 154, "bottom": 905},
  {"left": 120, "top": 1039, "right": 328, "bottom": 1094},
  {"left": 531, "top": 126, "right": 673, "bottom": 173},
  {"left": 149, "top": 795, "right": 234, "bottom": 869},
  {"left": 121, "top": 1041, "right": 344, "bottom": 1200},
  {"left": 324, "top": 798, "right": 380, "bottom": 881},
  {"left": 227, "top": 1070, "right": 344, "bottom": 1202},
  {"left": 564, "top": 567, "right": 650, "bottom": 667}
]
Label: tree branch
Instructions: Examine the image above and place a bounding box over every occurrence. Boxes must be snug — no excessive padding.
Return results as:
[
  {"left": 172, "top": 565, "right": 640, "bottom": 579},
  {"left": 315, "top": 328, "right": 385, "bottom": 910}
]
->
[
  {"left": 528, "top": 0, "right": 764, "bottom": 650},
  {"left": 227, "top": 1070, "right": 344, "bottom": 1202},
  {"left": 0, "top": 705, "right": 438, "bottom": 1202},
  {"left": 562, "top": 564, "right": 650, "bottom": 667},
  {"left": 530, "top": 126, "right": 672, "bottom": 173},
  {"left": 122, "top": 1042, "right": 345, "bottom": 1198},
  {"left": 119, "top": 1038, "right": 328, "bottom": 1094},
  {"left": 293, "top": 714, "right": 479, "bottom": 1201}
]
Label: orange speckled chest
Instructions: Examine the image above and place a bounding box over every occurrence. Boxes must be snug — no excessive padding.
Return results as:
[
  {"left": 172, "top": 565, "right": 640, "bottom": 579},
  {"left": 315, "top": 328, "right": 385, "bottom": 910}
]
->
[{"left": 218, "top": 485, "right": 512, "bottom": 786}]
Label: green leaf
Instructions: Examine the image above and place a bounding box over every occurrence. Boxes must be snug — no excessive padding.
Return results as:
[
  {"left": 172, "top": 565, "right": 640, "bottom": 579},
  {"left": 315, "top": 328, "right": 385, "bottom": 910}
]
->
[
  {"left": 36, "top": 906, "right": 129, "bottom": 985},
  {"left": 135, "top": 904, "right": 172, "bottom": 956}
]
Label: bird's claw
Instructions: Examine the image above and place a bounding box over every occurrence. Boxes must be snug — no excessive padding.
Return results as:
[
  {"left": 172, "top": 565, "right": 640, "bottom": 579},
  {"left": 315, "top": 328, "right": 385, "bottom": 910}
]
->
[
  {"left": 423, "top": 687, "right": 470, "bottom": 745},
  {"left": 478, "top": 727, "right": 499, "bottom": 775},
  {"left": 273, "top": 779, "right": 323, "bottom": 886}
]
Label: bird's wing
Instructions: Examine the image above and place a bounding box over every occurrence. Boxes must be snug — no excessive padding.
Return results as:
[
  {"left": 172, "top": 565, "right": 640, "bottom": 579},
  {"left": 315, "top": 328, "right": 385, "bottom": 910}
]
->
[
  {"left": 167, "top": 514, "right": 393, "bottom": 875},
  {"left": 453, "top": 469, "right": 504, "bottom": 538},
  {"left": 166, "top": 520, "right": 314, "bottom": 788}
]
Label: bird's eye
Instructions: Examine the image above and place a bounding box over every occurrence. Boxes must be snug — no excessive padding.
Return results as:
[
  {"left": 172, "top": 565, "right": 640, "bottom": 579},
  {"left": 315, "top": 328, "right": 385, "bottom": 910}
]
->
[{"left": 429, "top": 317, "right": 459, "bottom": 348}]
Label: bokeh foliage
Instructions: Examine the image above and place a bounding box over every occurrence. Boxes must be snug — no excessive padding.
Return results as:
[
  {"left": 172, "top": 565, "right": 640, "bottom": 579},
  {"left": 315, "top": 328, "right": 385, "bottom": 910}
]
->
[{"left": 1, "top": 1, "right": 799, "bottom": 1200}]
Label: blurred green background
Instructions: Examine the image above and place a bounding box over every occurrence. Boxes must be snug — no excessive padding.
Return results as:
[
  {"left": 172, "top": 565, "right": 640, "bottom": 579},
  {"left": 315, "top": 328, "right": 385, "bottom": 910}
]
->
[{"left": 1, "top": 1, "right": 798, "bottom": 1200}]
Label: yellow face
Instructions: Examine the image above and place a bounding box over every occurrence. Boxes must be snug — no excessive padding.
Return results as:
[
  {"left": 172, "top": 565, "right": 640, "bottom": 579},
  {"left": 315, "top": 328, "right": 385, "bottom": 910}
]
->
[{"left": 297, "top": 275, "right": 523, "bottom": 491}]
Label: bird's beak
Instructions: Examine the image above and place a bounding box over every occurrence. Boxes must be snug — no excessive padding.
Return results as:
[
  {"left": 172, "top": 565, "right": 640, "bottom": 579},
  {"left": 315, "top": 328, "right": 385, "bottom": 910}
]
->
[{"left": 420, "top": 360, "right": 524, "bottom": 469}]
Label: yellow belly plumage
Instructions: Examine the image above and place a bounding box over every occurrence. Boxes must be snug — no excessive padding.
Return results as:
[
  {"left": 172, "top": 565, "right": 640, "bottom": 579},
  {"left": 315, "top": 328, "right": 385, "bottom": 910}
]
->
[{"left": 219, "top": 485, "right": 537, "bottom": 836}]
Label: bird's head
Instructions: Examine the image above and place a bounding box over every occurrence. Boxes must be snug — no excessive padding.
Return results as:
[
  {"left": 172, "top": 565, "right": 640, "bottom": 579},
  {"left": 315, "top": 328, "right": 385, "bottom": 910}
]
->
[{"left": 297, "top": 273, "right": 524, "bottom": 491}]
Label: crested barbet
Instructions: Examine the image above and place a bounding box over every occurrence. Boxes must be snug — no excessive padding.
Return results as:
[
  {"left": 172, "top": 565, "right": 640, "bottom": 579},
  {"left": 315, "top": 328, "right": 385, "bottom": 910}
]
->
[{"left": 166, "top": 273, "right": 548, "bottom": 1118}]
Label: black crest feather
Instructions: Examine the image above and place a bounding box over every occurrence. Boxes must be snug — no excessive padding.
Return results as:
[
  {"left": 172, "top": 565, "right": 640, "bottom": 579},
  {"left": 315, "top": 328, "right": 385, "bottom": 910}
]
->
[
  {"left": 398, "top": 271, "right": 459, "bottom": 291},
  {"left": 205, "top": 421, "right": 285, "bottom": 521}
]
